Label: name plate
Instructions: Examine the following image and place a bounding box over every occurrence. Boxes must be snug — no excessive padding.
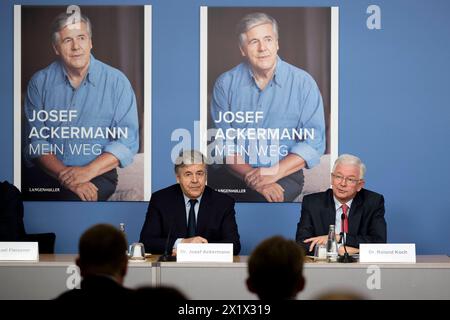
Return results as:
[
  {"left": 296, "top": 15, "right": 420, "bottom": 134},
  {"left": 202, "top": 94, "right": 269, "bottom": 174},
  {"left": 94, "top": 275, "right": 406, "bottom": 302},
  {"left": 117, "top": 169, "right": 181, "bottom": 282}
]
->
[
  {"left": 360, "top": 243, "right": 416, "bottom": 263},
  {"left": 176, "top": 243, "right": 233, "bottom": 262},
  {"left": 0, "top": 242, "right": 39, "bottom": 261}
]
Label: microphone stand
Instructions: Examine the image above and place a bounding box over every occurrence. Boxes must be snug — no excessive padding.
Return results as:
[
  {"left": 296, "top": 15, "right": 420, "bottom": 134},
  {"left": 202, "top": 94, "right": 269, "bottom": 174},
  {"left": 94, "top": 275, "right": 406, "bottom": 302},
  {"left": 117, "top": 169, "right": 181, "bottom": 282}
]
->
[
  {"left": 338, "top": 214, "right": 356, "bottom": 263},
  {"left": 158, "top": 221, "right": 177, "bottom": 262},
  {"left": 158, "top": 251, "right": 176, "bottom": 262}
]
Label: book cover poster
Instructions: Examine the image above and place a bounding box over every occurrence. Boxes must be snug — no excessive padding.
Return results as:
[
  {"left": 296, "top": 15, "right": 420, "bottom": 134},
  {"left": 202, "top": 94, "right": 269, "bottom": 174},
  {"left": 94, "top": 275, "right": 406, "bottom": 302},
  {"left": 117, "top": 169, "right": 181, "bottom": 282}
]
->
[
  {"left": 201, "top": 7, "right": 337, "bottom": 202},
  {"left": 14, "top": 5, "right": 151, "bottom": 201}
]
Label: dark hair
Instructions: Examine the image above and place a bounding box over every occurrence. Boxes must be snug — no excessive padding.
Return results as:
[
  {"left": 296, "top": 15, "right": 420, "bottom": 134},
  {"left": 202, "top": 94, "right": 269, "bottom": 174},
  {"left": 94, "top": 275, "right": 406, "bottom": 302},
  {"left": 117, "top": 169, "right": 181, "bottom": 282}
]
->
[
  {"left": 78, "top": 224, "right": 127, "bottom": 273},
  {"left": 247, "top": 236, "right": 305, "bottom": 299}
]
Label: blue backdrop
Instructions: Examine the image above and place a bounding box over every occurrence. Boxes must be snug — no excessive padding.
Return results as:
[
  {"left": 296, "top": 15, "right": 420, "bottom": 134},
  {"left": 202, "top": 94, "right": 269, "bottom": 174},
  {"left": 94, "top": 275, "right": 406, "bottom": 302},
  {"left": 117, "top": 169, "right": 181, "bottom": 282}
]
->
[{"left": 1, "top": 0, "right": 449, "bottom": 255}]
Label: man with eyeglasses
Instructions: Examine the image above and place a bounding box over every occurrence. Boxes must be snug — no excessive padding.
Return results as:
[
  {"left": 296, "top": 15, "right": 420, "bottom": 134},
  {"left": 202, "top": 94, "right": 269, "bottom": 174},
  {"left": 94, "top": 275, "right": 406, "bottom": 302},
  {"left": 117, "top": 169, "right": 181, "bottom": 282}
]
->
[
  {"left": 139, "top": 150, "right": 241, "bottom": 256},
  {"left": 296, "top": 154, "right": 386, "bottom": 256}
]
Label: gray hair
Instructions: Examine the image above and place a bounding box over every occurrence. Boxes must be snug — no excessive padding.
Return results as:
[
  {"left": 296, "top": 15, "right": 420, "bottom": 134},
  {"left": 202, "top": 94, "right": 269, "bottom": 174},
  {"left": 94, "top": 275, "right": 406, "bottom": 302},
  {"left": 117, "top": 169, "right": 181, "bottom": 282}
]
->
[
  {"left": 236, "top": 12, "right": 279, "bottom": 47},
  {"left": 51, "top": 12, "right": 92, "bottom": 44},
  {"left": 332, "top": 154, "right": 366, "bottom": 179},
  {"left": 174, "top": 150, "right": 206, "bottom": 174}
]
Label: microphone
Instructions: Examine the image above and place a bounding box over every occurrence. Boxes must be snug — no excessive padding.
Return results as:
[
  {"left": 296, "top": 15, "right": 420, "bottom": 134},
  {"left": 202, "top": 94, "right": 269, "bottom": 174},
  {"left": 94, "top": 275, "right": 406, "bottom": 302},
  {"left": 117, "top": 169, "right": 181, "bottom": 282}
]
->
[
  {"left": 158, "top": 219, "right": 177, "bottom": 262},
  {"left": 338, "top": 213, "right": 356, "bottom": 263}
]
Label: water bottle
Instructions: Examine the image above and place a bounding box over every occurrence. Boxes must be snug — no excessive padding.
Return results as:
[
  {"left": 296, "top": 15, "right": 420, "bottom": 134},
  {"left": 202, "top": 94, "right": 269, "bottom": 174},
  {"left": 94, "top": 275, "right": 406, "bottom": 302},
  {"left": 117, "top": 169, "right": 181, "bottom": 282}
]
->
[
  {"left": 119, "top": 223, "right": 129, "bottom": 255},
  {"left": 326, "top": 225, "right": 338, "bottom": 262}
]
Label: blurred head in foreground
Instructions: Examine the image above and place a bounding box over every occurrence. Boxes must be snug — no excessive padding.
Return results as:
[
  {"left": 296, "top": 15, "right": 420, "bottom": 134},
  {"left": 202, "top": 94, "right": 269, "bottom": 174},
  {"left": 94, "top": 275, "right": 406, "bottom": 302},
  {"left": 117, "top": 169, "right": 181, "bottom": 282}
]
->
[
  {"left": 76, "top": 223, "right": 128, "bottom": 284},
  {"left": 247, "top": 236, "right": 305, "bottom": 299}
]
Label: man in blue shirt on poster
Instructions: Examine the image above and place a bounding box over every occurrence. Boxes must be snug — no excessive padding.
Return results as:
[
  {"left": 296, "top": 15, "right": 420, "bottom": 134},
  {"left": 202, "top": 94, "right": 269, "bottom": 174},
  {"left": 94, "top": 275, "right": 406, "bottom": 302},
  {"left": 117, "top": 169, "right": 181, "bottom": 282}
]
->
[
  {"left": 209, "top": 12, "right": 325, "bottom": 202},
  {"left": 22, "top": 12, "right": 139, "bottom": 201}
]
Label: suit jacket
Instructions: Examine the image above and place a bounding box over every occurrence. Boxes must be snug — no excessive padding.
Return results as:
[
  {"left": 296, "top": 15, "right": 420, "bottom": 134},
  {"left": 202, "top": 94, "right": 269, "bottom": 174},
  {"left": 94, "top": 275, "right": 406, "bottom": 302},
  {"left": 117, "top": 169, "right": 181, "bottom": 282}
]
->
[
  {"left": 0, "top": 181, "right": 26, "bottom": 241},
  {"left": 55, "top": 275, "right": 133, "bottom": 300},
  {"left": 296, "top": 188, "right": 386, "bottom": 255},
  {"left": 139, "top": 184, "right": 241, "bottom": 255}
]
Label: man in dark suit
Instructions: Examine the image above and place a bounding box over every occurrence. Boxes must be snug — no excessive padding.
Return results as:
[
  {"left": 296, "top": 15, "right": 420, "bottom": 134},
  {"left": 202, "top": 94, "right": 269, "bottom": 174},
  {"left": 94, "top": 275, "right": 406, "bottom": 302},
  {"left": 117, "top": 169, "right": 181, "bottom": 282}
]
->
[
  {"left": 139, "top": 150, "right": 241, "bottom": 256},
  {"left": 1, "top": 181, "right": 55, "bottom": 253},
  {"left": 0, "top": 181, "right": 26, "bottom": 241},
  {"left": 296, "top": 154, "right": 386, "bottom": 256},
  {"left": 56, "top": 224, "right": 132, "bottom": 300}
]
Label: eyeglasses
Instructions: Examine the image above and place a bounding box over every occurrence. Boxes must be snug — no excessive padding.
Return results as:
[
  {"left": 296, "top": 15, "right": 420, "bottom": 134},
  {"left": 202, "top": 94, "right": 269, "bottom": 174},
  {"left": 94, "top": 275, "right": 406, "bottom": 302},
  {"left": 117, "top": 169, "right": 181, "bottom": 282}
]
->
[{"left": 331, "top": 173, "right": 361, "bottom": 185}]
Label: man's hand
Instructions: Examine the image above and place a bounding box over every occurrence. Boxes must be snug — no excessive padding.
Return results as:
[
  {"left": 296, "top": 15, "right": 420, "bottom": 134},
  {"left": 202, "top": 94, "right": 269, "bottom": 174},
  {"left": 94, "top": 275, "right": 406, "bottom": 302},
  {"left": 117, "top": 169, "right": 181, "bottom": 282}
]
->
[
  {"left": 244, "top": 166, "right": 280, "bottom": 189},
  {"left": 181, "top": 236, "right": 208, "bottom": 244},
  {"left": 68, "top": 182, "right": 98, "bottom": 201},
  {"left": 172, "top": 237, "right": 209, "bottom": 256},
  {"left": 303, "top": 235, "right": 328, "bottom": 252},
  {"left": 59, "top": 166, "right": 97, "bottom": 188},
  {"left": 255, "top": 183, "right": 285, "bottom": 202}
]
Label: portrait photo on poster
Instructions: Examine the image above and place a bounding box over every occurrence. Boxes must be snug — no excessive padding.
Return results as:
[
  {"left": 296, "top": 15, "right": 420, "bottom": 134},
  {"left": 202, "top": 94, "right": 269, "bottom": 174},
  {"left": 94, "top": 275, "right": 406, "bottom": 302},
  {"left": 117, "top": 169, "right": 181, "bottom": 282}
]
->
[
  {"left": 14, "top": 5, "right": 151, "bottom": 202},
  {"left": 201, "top": 7, "right": 338, "bottom": 203}
]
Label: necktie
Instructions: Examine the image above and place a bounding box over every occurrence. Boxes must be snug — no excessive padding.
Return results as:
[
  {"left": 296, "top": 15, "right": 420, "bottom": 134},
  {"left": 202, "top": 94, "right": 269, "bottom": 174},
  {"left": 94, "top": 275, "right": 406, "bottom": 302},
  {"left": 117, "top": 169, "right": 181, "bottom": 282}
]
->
[
  {"left": 187, "top": 199, "right": 198, "bottom": 238},
  {"left": 341, "top": 204, "right": 349, "bottom": 234}
]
